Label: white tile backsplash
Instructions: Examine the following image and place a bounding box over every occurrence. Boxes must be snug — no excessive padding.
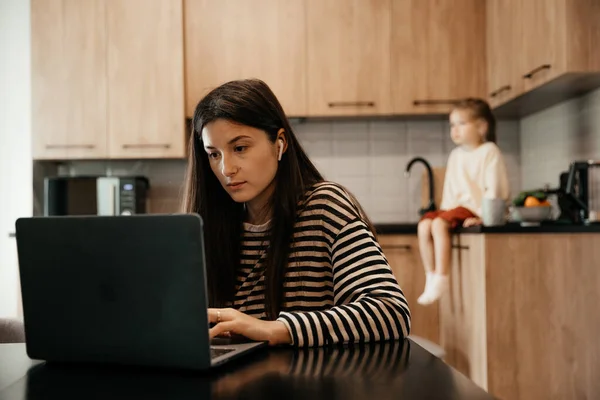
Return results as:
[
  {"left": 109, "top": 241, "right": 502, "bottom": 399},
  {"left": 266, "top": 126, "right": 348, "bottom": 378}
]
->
[
  {"left": 369, "top": 120, "right": 408, "bottom": 156},
  {"left": 295, "top": 117, "right": 521, "bottom": 223},
  {"left": 520, "top": 87, "right": 600, "bottom": 190},
  {"left": 38, "top": 116, "right": 522, "bottom": 223},
  {"left": 332, "top": 157, "right": 371, "bottom": 178},
  {"left": 406, "top": 121, "right": 446, "bottom": 167},
  {"left": 369, "top": 154, "right": 410, "bottom": 176}
]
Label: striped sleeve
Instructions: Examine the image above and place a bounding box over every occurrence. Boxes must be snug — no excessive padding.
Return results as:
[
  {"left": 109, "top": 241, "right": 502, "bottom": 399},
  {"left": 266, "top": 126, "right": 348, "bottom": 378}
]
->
[{"left": 278, "top": 218, "right": 411, "bottom": 347}]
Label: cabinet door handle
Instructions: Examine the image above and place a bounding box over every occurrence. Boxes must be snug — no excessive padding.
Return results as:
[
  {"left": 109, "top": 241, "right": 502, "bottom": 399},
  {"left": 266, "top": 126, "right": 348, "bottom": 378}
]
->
[
  {"left": 451, "top": 244, "right": 469, "bottom": 250},
  {"left": 45, "top": 144, "right": 95, "bottom": 149},
  {"left": 489, "top": 85, "right": 512, "bottom": 97},
  {"left": 413, "top": 99, "right": 462, "bottom": 106},
  {"left": 122, "top": 144, "right": 171, "bottom": 149},
  {"left": 8, "top": 232, "right": 16, "bottom": 238},
  {"left": 523, "top": 64, "right": 551, "bottom": 79},
  {"left": 328, "top": 101, "right": 375, "bottom": 108},
  {"left": 384, "top": 244, "right": 412, "bottom": 250}
]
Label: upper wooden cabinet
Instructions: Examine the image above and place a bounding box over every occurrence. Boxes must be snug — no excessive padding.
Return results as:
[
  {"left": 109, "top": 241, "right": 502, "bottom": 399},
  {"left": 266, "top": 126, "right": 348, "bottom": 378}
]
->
[
  {"left": 392, "top": 0, "right": 487, "bottom": 114},
  {"left": 184, "top": 0, "right": 307, "bottom": 118},
  {"left": 520, "top": 0, "right": 564, "bottom": 92},
  {"left": 486, "top": 0, "right": 523, "bottom": 107},
  {"left": 306, "top": 0, "right": 392, "bottom": 117},
  {"left": 31, "top": 0, "right": 108, "bottom": 160},
  {"left": 33, "top": 0, "right": 600, "bottom": 146},
  {"left": 523, "top": 0, "right": 600, "bottom": 90},
  {"left": 31, "top": 0, "right": 185, "bottom": 160},
  {"left": 488, "top": 0, "right": 600, "bottom": 114},
  {"left": 107, "top": 0, "right": 185, "bottom": 159}
]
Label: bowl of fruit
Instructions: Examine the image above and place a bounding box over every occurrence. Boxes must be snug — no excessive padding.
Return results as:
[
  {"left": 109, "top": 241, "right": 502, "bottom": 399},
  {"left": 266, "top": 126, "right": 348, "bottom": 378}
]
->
[{"left": 510, "top": 191, "right": 553, "bottom": 224}]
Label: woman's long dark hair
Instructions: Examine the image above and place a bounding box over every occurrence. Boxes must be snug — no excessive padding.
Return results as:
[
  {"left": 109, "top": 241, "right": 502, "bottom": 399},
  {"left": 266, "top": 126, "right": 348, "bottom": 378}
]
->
[{"left": 182, "top": 79, "right": 325, "bottom": 319}]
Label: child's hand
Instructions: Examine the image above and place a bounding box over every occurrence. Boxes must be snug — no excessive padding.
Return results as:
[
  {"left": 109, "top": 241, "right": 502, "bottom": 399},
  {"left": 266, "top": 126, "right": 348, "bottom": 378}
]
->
[{"left": 463, "top": 218, "right": 482, "bottom": 227}]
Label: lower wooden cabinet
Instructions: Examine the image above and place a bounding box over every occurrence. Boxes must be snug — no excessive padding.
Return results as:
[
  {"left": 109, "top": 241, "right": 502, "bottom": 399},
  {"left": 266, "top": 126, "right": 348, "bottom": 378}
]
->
[
  {"left": 440, "top": 233, "right": 600, "bottom": 400},
  {"left": 379, "top": 234, "right": 439, "bottom": 344}
]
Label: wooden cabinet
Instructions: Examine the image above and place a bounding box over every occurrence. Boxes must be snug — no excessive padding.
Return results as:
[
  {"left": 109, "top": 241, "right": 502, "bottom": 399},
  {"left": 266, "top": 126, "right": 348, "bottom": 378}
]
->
[
  {"left": 484, "top": 233, "right": 600, "bottom": 400},
  {"left": 184, "top": 0, "right": 306, "bottom": 118},
  {"left": 520, "top": 0, "right": 564, "bottom": 92},
  {"left": 392, "top": 0, "right": 486, "bottom": 114},
  {"left": 379, "top": 235, "right": 439, "bottom": 344},
  {"left": 306, "top": 0, "right": 392, "bottom": 116},
  {"left": 439, "top": 234, "right": 488, "bottom": 391},
  {"left": 522, "top": 0, "right": 600, "bottom": 90},
  {"left": 31, "top": 0, "right": 108, "bottom": 160},
  {"left": 31, "top": 0, "right": 185, "bottom": 160},
  {"left": 107, "top": 0, "right": 185, "bottom": 159},
  {"left": 488, "top": 0, "right": 600, "bottom": 115},
  {"left": 440, "top": 233, "right": 600, "bottom": 400},
  {"left": 486, "top": 0, "right": 523, "bottom": 107}
]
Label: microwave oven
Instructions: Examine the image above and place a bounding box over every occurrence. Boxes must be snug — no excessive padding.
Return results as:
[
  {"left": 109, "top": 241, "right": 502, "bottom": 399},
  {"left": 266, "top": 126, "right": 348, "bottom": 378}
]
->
[{"left": 44, "top": 176, "right": 150, "bottom": 216}]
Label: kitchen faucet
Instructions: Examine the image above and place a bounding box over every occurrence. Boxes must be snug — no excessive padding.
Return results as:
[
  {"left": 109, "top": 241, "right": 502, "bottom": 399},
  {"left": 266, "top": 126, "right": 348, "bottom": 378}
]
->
[{"left": 405, "top": 157, "right": 436, "bottom": 216}]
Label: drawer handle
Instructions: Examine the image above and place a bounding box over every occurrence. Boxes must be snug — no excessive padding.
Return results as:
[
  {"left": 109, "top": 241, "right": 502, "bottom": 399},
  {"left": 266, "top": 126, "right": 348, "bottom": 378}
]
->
[
  {"left": 523, "top": 64, "right": 551, "bottom": 79},
  {"left": 413, "top": 99, "right": 462, "bottom": 106},
  {"left": 451, "top": 244, "right": 469, "bottom": 250},
  {"left": 489, "top": 85, "right": 511, "bottom": 97},
  {"left": 328, "top": 101, "right": 375, "bottom": 108},
  {"left": 122, "top": 144, "right": 171, "bottom": 149},
  {"left": 45, "top": 144, "right": 95, "bottom": 149},
  {"left": 384, "top": 244, "right": 412, "bottom": 250}
]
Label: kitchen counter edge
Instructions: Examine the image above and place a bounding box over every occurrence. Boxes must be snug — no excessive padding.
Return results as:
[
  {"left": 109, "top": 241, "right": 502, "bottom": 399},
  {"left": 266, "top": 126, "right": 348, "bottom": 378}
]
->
[{"left": 374, "top": 222, "right": 600, "bottom": 235}]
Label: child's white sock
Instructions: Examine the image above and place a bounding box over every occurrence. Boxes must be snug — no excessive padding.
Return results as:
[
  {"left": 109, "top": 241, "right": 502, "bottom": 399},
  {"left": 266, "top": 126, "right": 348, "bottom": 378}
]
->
[
  {"left": 425, "top": 272, "right": 434, "bottom": 290},
  {"left": 417, "top": 273, "right": 449, "bottom": 305},
  {"left": 416, "top": 272, "right": 435, "bottom": 305}
]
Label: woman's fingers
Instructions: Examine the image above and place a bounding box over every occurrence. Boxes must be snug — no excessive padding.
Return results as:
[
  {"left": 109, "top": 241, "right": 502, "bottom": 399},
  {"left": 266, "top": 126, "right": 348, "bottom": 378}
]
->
[
  {"left": 206, "top": 310, "right": 291, "bottom": 345},
  {"left": 207, "top": 308, "right": 221, "bottom": 324},
  {"left": 209, "top": 321, "right": 237, "bottom": 339},
  {"left": 207, "top": 307, "right": 235, "bottom": 324},
  {"left": 208, "top": 308, "right": 244, "bottom": 339}
]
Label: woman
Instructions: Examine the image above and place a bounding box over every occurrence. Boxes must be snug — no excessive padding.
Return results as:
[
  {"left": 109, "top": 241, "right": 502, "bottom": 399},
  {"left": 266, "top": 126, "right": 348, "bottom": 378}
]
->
[{"left": 182, "top": 79, "right": 410, "bottom": 346}]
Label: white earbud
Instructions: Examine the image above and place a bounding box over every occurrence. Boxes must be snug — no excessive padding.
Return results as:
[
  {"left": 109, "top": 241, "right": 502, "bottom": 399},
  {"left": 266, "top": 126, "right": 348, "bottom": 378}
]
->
[{"left": 277, "top": 139, "right": 284, "bottom": 161}]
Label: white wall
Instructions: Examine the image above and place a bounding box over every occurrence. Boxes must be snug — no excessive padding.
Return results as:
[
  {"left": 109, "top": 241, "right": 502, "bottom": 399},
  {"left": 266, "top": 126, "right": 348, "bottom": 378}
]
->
[
  {"left": 520, "top": 87, "right": 600, "bottom": 190},
  {"left": 0, "top": 0, "right": 32, "bottom": 319}
]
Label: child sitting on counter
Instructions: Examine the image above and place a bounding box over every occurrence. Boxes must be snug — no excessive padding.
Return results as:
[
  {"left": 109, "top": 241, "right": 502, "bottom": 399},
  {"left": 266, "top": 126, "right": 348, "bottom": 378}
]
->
[{"left": 416, "top": 98, "right": 510, "bottom": 305}]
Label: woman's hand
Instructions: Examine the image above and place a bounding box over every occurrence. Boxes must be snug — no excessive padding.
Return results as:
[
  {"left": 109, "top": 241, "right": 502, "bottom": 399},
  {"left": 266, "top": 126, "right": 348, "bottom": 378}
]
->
[
  {"left": 463, "top": 217, "right": 482, "bottom": 227},
  {"left": 208, "top": 308, "right": 292, "bottom": 346}
]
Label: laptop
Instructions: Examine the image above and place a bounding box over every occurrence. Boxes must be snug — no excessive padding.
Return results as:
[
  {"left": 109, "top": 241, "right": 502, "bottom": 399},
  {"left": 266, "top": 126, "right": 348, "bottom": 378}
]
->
[{"left": 14, "top": 214, "right": 267, "bottom": 370}]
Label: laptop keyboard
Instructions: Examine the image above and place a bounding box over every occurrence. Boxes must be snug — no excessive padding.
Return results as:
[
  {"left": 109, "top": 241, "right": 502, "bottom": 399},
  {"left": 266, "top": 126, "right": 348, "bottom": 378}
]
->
[{"left": 211, "top": 347, "right": 235, "bottom": 359}]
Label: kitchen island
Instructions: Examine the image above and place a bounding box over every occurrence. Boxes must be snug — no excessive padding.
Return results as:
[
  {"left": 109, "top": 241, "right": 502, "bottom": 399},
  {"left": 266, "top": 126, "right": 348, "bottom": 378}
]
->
[{"left": 376, "top": 223, "right": 600, "bottom": 400}]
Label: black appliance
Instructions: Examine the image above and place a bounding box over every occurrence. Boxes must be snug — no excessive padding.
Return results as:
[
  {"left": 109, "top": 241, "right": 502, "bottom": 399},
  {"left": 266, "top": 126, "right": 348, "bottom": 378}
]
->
[
  {"left": 544, "top": 161, "right": 599, "bottom": 224},
  {"left": 44, "top": 176, "right": 150, "bottom": 216}
]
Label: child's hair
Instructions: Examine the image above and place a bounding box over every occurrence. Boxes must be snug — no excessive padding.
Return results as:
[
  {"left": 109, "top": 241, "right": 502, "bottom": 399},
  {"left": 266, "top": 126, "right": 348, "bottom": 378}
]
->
[{"left": 453, "top": 98, "right": 496, "bottom": 143}]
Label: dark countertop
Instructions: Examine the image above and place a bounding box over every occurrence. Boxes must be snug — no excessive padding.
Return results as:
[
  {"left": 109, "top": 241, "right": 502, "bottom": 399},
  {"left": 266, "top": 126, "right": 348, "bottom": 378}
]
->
[
  {"left": 459, "top": 221, "right": 600, "bottom": 234},
  {"left": 375, "top": 223, "right": 419, "bottom": 235},
  {"left": 375, "top": 221, "right": 600, "bottom": 235},
  {"left": 0, "top": 341, "right": 493, "bottom": 400}
]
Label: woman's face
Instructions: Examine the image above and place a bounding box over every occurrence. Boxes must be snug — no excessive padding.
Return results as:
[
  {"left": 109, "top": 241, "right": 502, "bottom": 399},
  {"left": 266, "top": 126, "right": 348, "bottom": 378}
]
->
[{"left": 202, "top": 119, "right": 282, "bottom": 207}]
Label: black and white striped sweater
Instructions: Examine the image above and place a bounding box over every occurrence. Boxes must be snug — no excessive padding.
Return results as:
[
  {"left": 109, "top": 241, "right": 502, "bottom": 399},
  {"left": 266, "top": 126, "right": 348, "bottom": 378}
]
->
[{"left": 234, "top": 182, "right": 411, "bottom": 346}]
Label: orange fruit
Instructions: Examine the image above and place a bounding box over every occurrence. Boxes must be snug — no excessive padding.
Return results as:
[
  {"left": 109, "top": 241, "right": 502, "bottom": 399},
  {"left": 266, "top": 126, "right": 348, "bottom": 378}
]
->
[
  {"left": 539, "top": 200, "right": 551, "bottom": 207},
  {"left": 524, "top": 196, "right": 541, "bottom": 207}
]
